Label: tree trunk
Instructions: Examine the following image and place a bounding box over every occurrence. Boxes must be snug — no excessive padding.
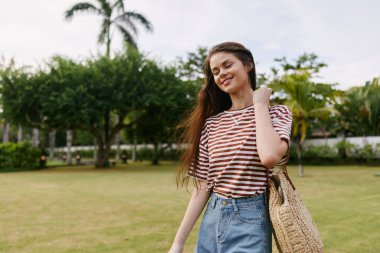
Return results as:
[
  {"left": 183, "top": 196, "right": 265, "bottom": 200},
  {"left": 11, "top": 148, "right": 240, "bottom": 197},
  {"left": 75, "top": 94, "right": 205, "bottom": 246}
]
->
[
  {"left": 94, "top": 112, "right": 126, "bottom": 168},
  {"left": 115, "top": 115, "right": 121, "bottom": 161},
  {"left": 49, "top": 130, "right": 56, "bottom": 159},
  {"left": 32, "top": 128, "right": 39, "bottom": 147},
  {"left": 66, "top": 130, "right": 73, "bottom": 165},
  {"left": 97, "top": 109, "right": 111, "bottom": 167},
  {"left": 132, "top": 122, "right": 137, "bottom": 162},
  {"left": 320, "top": 126, "right": 328, "bottom": 146},
  {"left": 95, "top": 136, "right": 111, "bottom": 168},
  {"left": 96, "top": 147, "right": 110, "bottom": 168},
  {"left": 115, "top": 132, "right": 121, "bottom": 161},
  {"left": 106, "top": 28, "right": 111, "bottom": 58},
  {"left": 93, "top": 137, "right": 98, "bottom": 162},
  {"left": 152, "top": 141, "right": 160, "bottom": 165},
  {"left": 3, "top": 122, "right": 10, "bottom": 143},
  {"left": 296, "top": 138, "right": 304, "bottom": 177},
  {"left": 17, "top": 124, "right": 23, "bottom": 142},
  {"left": 169, "top": 142, "right": 175, "bottom": 160}
]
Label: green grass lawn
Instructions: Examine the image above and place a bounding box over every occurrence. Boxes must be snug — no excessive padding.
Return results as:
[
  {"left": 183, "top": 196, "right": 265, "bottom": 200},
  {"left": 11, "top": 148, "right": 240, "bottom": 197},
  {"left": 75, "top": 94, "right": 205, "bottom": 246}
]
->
[{"left": 0, "top": 162, "right": 379, "bottom": 253}]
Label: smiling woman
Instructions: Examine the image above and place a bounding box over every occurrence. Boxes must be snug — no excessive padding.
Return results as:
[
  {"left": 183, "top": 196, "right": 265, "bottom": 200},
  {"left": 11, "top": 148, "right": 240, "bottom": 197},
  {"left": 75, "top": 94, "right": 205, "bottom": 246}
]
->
[
  {"left": 170, "top": 42, "right": 293, "bottom": 253},
  {"left": 209, "top": 51, "right": 254, "bottom": 97}
]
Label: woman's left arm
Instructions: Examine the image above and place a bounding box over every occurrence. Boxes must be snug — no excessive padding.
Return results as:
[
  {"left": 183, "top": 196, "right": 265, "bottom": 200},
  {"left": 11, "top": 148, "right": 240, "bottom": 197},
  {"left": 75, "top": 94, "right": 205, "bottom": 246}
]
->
[{"left": 254, "top": 88, "right": 288, "bottom": 168}]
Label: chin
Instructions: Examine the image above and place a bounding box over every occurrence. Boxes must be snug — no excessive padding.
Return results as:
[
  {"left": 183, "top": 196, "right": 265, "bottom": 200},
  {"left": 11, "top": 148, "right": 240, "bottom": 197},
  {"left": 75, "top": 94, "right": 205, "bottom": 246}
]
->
[{"left": 224, "top": 85, "right": 241, "bottom": 94}]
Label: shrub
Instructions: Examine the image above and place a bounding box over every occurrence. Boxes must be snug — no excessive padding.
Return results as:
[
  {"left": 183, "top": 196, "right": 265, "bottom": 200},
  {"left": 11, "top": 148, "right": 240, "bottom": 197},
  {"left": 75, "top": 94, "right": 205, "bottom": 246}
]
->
[
  {"left": 0, "top": 142, "right": 40, "bottom": 169},
  {"left": 354, "top": 144, "right": 376, "bottom": 164},
  {"left": 287, "top": 141, "right": 380, "bottom": 165},
  {"left": 335, "top": 140, "right": 357, "bottom": 159},
  {"left": 300, "top": 145, "right": 338, "bottom": 165}
]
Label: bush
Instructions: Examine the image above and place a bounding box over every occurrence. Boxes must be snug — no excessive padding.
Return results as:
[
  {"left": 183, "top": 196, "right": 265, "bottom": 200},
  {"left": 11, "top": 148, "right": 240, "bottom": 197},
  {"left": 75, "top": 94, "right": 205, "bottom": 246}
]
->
[
  {"left": 288, "top": 140, "right": 380, "bottom": 165},
  {"left": 300, "top": 145, "right": 339, "bottom": 165},
  {"left": 0, "top": 142, "right": 40, "bottom": 169},
  {"left": 335, "top": 140, "right": 356, "bottom": 159},
  {"left": 353, "top": 144, "right": 377, "bottom": 164},
  {"left": 54, "top": 146, "right": 176, "bottom": 163},
  {"left": 135, "top": 147, "right": 177, "bottom": 161}
]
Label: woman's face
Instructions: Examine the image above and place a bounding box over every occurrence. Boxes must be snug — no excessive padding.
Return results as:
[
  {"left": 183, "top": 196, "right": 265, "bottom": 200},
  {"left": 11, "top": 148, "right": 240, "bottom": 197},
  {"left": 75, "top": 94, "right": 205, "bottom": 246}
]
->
[{"left": 209, "top": 52, "right": 251, "bottom": 93}]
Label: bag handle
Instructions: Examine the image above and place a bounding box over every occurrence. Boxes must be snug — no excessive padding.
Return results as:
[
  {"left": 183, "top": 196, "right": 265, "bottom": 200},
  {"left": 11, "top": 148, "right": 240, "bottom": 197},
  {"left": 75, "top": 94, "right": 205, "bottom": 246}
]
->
[{"left": 266, "top": 143, "right": 296, "bottom": 190}]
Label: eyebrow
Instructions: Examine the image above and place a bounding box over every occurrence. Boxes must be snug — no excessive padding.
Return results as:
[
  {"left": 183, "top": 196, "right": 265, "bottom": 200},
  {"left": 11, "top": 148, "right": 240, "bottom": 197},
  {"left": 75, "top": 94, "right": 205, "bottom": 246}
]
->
[{"left": 211, "top": 59, "right": 233, "bottom": 72}]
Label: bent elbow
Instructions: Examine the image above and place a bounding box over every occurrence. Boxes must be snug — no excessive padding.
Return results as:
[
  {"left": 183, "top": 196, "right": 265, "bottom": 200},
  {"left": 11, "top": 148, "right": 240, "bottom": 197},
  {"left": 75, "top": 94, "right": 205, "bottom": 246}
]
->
[{"left": 261, "top": 155, "right": 277, "bottom": 168}]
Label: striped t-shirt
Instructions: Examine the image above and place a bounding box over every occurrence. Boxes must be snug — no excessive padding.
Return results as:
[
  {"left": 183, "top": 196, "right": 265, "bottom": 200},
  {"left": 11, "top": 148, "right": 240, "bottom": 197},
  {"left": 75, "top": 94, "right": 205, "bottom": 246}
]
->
[{"left": 188, "top": 104, "right": 292, "bottom": 198}]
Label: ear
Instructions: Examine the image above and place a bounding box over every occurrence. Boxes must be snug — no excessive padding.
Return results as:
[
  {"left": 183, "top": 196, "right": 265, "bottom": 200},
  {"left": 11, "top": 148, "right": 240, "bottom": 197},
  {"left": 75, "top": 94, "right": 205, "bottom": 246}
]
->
[{"left": 245, "top": 63, "right": 253, "bottom": 72}]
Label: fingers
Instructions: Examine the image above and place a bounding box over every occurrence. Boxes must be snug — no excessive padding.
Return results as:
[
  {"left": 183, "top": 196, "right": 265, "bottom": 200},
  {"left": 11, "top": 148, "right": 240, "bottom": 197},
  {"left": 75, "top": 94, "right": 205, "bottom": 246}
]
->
[{"left": 256, "top": 87, "right": 272, "bottom": 94}]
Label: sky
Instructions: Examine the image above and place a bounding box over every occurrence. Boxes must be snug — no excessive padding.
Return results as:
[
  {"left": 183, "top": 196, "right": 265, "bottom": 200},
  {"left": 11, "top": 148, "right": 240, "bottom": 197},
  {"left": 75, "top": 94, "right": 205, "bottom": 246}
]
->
[{"left": 0, "top": 0, "right": 379, "bottom": 91}]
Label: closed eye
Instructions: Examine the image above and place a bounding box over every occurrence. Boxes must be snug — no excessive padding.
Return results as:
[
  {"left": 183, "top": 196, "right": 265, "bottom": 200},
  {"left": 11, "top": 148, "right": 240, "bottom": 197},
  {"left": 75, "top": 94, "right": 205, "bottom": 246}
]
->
[{"left": 211, "top": 61, "right": 233, "bottom": 76}]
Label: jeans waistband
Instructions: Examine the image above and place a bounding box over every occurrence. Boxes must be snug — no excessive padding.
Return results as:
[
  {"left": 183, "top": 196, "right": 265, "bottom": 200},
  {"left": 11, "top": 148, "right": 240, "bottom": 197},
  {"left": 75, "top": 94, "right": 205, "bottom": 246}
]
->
[
  {"left": 209, "top": 191, "right": 267, "bottom": 212},
  {"left": 212, "top": 190, "right": 266, "bottom": 202}
]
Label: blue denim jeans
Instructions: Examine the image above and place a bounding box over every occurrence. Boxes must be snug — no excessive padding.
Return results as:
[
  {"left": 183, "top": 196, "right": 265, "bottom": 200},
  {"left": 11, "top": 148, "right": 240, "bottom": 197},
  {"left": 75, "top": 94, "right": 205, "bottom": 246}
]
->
[{"left": 194, "top": 191, "right": 272, "bottom": 253}]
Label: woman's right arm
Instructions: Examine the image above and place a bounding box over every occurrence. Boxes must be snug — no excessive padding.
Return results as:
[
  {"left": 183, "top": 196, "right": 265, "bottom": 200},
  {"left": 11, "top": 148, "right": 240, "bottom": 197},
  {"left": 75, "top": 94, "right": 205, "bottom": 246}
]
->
[{"left": 168, "top": 180, "right": 210, "bottom": 253}]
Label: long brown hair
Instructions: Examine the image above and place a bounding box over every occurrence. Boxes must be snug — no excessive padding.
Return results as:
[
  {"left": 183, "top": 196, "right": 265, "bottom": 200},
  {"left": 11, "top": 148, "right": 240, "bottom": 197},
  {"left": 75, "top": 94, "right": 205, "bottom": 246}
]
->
[{"left": 175, "top": 42, "right": 256, "bottom": 189}]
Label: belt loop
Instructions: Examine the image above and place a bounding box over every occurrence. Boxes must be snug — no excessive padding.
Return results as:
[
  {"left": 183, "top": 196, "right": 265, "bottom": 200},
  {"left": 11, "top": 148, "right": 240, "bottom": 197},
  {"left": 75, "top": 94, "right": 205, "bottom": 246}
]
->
[
  {"left": 231, "top": 198, "right": 239, "bottom": 212},
  {"left": 211, "top": 193, "right": 217, "bottom": 209}
]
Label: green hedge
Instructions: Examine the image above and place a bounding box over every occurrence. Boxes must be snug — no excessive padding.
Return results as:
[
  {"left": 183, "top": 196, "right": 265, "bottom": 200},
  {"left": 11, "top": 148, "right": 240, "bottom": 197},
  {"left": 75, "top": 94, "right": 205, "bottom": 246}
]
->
[
  {"left": 0, "top": 142, "right": 40, "bottom": 169},
  {"left": 288, "top": 140, "right": 380, "bottom": 165},
  {"left": 52, "top": 140, "right": 380, "bottom": 165},
  {"left": 54, "top": 147, "right": 177, "bottom": 161}
]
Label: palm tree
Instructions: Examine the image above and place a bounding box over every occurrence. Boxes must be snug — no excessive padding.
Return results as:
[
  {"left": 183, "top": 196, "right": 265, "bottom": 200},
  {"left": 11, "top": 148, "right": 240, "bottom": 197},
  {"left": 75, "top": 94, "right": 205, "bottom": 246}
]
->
[
  {"left": 64, "top": 0, "right": 153, "bottom": 57},
  {"left": 336, "top": 77, "right": 380, "bottom": 137},
  {"left": 65, "top": 0, "right": 153, "bottom": 166},
  {"left": 269, "top": 54, "right": 341, "bottom": 177}
]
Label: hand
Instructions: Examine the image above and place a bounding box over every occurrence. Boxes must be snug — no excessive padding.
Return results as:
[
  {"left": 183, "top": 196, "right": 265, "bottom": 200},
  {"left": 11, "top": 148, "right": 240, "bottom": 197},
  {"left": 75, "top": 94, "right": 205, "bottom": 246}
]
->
[
  {"left": 253, "top": 87, "right": 272, "bottom": 106},
  {"left": 168, "top": 243, "right": 184, "bottom": 253}
]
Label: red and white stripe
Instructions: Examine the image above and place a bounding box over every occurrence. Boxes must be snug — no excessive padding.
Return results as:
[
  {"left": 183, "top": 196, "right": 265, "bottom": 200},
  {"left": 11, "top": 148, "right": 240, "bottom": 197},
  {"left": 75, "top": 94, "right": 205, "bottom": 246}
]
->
[{"left": 189, "top": 104, "right": 292, "bottom": 198}]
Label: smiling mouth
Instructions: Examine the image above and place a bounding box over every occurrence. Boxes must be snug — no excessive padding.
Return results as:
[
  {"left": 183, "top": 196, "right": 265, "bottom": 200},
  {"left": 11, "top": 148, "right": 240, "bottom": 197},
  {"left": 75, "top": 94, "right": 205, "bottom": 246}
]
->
[{"left": 222, "top": 77, "right": 232, "bottom": 85}]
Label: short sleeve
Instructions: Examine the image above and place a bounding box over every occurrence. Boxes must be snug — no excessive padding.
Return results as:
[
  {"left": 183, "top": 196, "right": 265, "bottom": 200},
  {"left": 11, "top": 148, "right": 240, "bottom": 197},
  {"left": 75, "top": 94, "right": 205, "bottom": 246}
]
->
[
  {"left": 269, "top": 105, "right": 293, "bottom": 166},
  {"left": 188, "top": 121, "right": 209, "bottom": 181}
]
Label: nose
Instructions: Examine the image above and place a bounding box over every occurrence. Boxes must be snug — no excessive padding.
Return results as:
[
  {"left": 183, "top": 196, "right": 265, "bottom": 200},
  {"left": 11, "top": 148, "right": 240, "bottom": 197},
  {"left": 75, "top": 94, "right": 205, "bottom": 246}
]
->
[{"left": 220, "top": 68, "right": 227, "bottom": 78}]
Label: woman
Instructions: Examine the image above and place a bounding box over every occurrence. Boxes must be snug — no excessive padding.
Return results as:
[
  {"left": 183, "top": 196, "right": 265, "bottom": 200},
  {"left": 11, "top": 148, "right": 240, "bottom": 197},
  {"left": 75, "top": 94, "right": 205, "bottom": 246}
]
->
[{"left": 169, "top": 42, "right": 292, "bottom": 253}]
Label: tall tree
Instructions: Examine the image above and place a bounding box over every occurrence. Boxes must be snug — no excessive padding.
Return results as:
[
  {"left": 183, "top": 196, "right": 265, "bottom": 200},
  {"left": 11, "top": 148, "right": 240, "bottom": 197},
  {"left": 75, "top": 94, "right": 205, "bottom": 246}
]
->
[
  {"left": 176, "top": 46, "right": 208, "bottom": 82},
  {"left": 334, "top": 77, "right": 380, "bottom": 137},
  {"left": 125, "top": 63, "right": 194, "bottom": 165},
  {"left": 64, "top": 0, "right": 153, "bottom": 57},
  {"left": 1, "top": 49, "right": 185, "bottom": 167},
  {"left": 65, "top": 0, "right": 153, "bottom": 163},
  {"left": 0, "top": 59, "right": 30, "bottom": 144},
  {"left": 268, "top": 53, "right": 341, "bottom": 176}
]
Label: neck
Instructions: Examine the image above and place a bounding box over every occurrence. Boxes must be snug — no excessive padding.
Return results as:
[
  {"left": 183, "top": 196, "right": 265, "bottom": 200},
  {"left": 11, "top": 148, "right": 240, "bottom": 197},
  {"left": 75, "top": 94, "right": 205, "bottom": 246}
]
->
[{"left": 228, "top": 87, "right": 254, "bottom": 110}]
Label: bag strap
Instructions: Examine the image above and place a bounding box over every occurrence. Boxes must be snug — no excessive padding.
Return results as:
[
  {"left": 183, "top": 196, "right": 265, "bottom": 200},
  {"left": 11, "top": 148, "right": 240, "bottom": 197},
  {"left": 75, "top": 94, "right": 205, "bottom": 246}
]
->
[
  {"left": 281, "top": 164, "right": 296, "bottom": 190},
  {"left": 266, "top": 143, "right": 296, "bottom": 190}
]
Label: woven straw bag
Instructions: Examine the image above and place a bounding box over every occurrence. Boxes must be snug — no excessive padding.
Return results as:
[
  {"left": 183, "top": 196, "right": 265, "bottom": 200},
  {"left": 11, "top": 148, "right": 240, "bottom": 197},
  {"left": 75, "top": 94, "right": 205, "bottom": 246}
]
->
[{"left": 266, "top": 154, "right": 323, "bottom": 253}]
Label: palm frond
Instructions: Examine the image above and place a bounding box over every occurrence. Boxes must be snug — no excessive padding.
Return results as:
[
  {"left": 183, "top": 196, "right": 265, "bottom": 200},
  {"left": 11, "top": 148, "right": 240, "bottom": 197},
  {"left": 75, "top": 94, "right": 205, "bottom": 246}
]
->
[
  {"left": 118, "top": 11, "right": 153, "bottom": 32},
  {"left": 308, "top": 107, "right": 340, "bottom": 120},
  {"left": 115, "top": 24, "right": 137, "bottom": 48},
  {"left": 288, "top": 100, "right": 307, "bottom": 119},
  {"left": 64, "top": 2, "right": 101, "bottom": 21},
  {"left": 112, "top": 0, "right": 125, "bottom": 12},
  {"left": 113, "top": 17, "right": 138, "bottom": 35},
  {"left": 97, "top": 19, "right": 110, "bottom": 44},
  {"left": 97, "top": 0, "right": 112, "bottom": 17}
]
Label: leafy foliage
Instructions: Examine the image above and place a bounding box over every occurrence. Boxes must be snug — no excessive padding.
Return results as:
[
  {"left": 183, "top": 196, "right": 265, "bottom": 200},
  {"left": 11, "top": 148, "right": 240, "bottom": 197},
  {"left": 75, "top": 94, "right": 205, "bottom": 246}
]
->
[
  {"left": 333, "top": 77, "right": 380, "bottom": 136},
  {"left": 64, "top": 0, "right": 153, "bottom": 55},
  {"left": 0, "top": 142, "right": 40, "bottom": 169},
  {"left": 1, "top": 48, "right": 190, "bottom": 167}
]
